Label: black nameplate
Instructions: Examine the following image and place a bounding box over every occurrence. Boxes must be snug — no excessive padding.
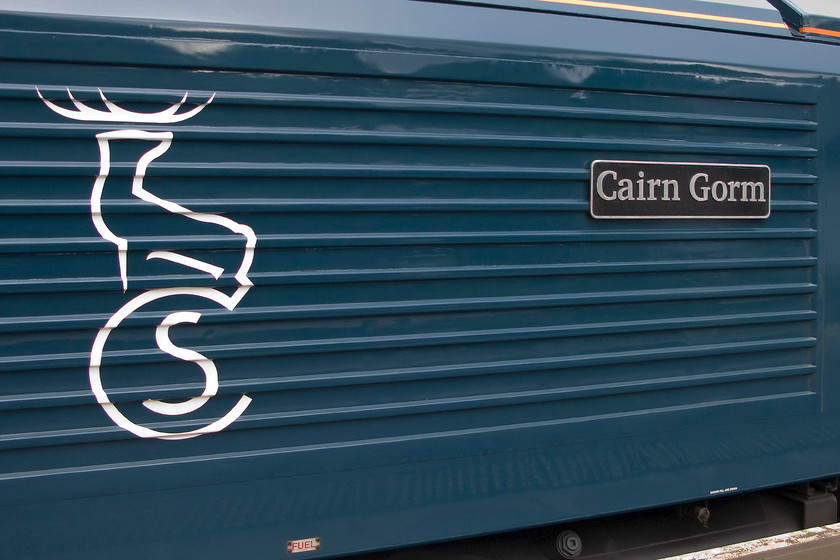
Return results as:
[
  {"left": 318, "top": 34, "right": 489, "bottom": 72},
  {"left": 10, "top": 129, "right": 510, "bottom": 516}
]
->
[{"left": 590, "top": 160, "right": 771, "bottom": 219}]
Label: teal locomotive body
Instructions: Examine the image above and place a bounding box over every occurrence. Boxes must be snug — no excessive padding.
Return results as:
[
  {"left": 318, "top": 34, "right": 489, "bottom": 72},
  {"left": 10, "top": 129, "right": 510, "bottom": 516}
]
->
[{"left": 2, "top": 1, "right": 839, "bottom": 558}]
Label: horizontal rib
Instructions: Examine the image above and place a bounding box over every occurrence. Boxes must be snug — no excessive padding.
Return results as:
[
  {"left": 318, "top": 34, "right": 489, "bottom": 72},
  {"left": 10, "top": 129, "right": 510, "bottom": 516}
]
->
[
  {"left": 0, "top": 198, "right": 816, "bottom": 214},
  {"left": 0, "top": 161, "right": 589, "bottom": 179},
  {"left": 1, "top": 353, "right": 816, "bottom": 412},
  {"left": 0, "top": 376, "right": 816, "bottom": 449},
  {"left": 0, "top": 305, "right": 816, "bottom": 371},
  {"left": 0, "top": 123, "right": 818, "bottom": 157},
  {"left": 0, "top": 391, "right": 817, "bottom": 469},
  {"left": 0, "top": 227, "right": 818, "bottom": 254},
  {"left": 0, "top": 256, "right": 817, "bottom": 297},
  {"left": 7, "top": 83, "right": 818, "bottom": 130}
]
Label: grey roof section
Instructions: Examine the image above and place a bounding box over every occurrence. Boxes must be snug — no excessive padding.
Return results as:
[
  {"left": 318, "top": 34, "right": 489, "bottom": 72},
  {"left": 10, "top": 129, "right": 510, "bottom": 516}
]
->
[
  {"left": 696, "top": 0, "right": 777, "bottom": 7},
  {"left": 782, "top": 0, "right": 840, "bottom": 16},
  {"left": 0, "top": 0, "right": 792, "bottom": 38},
  {"left": 413, "top": 0, "right": 792, "bottom": 37}
]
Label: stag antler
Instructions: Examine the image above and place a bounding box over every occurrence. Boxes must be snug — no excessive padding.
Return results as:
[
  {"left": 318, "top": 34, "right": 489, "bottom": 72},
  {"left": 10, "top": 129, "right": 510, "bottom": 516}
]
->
[{"left": 36, "top": 87, "right": 215, "bottom": 123}]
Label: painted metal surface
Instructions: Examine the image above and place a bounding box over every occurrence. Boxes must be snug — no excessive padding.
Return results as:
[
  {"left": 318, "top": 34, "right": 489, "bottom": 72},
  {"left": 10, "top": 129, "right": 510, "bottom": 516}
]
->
[
  {"left": 434, "top": 0, "right": 791, "bottom": 35},
  {"left": 0, "top": 1, "right": 839, "bottom": 558},
  {"left": 768, "top": 0, "right": 840, "bottom": 39}
]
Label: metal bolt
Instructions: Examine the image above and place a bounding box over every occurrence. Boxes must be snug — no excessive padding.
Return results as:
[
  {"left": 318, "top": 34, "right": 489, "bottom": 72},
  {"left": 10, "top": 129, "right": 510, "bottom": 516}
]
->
[{"left": 555, "top": 529, "right": 583, "bottom": 559}]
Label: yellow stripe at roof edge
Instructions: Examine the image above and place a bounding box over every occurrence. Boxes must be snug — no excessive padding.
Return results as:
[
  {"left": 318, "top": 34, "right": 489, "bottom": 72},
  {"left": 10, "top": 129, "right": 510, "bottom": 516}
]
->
[
  {"left": 800, "top": 26, "right": 840, "bottom": 38},
  {"left": 531, "top": 0, "right": 789, "bottom": 30}
]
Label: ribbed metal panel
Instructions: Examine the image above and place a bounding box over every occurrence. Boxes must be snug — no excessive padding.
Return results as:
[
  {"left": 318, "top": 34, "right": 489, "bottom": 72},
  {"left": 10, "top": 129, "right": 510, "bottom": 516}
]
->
[{"left": 0, "top": 62, "right": 818, "bottom": 474}]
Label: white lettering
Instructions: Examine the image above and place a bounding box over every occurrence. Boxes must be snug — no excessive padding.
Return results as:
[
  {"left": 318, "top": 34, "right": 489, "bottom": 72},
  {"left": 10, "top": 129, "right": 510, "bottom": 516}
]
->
[
  {"left": 727, "top": 181, "right": 741, "bottom": 202},
  {"left": 646, "top": 179, "right": 660, "bottom": 201},
  {"left": 741, "top": 181, "right": 766, "bottom": 202},
  {"left": 690, "top": 173, "right": 710, "bottom": 201},
  {"left": 661, "top": 179, "right": 679, "bottom": 201},
  {"left": 712, "top": 180, "right": 728, "bottom": 202},
  {"left": 596, "top": 169, "right": 617, "bottom": 200},
  {"left": 617, "top": 178, "right": 634, "bottom": 200}
]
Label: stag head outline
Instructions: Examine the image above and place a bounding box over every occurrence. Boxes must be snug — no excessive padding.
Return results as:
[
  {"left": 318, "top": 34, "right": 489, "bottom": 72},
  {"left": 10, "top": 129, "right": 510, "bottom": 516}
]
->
[
  {"left": 36, "top": 87, "right": 215, "bottom": 123},
  {"left": 36, "top": 87, "right": 222, "bottom": 291}
]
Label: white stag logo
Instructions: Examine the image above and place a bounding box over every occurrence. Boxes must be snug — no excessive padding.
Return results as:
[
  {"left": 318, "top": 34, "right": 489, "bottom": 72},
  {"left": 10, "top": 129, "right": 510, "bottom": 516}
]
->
[{"left": 39, "top": 87, "right": 255, "bottom": 440}]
